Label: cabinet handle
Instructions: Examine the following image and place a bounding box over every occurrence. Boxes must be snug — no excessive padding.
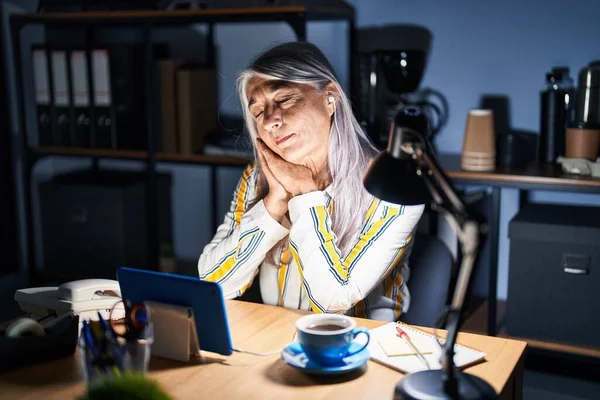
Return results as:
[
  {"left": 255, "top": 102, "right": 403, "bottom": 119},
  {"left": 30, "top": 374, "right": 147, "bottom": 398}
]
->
[{"left": 563, "top": 267, "right": 588, "bottom": 275}]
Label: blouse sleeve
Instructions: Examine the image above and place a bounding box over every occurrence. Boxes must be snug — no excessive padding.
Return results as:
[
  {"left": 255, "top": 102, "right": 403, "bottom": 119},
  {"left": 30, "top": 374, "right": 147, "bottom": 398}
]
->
[{"left": 198, "top": 165, "right": 289, "bottom": 299}]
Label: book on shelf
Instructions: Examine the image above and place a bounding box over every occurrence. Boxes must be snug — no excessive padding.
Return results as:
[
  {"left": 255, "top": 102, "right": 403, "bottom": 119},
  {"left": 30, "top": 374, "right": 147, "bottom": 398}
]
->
[
  {"left": 155, "top": 59, "right": 217, "bottom": 155},
  {"left": 157, "top": 59, "right": 185, "bottom": 154},
  {"left": 176, "top": 64, "right": 217, "bottom": 155}
]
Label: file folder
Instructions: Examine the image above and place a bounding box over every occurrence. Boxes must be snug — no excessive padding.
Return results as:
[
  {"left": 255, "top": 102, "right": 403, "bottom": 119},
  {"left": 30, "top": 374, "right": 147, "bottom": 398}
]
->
[
  {"left": 50, "top": 50, "right": 72, "bottom": 146},
  {"left": 70, "top": 50, "right": 91, "bottom": 148},
  {"left": 32, "top": 48, "right": 52, "bottom": 146},
  {"left": 91, "top": 49, "right": 116, "bottom": 149}
]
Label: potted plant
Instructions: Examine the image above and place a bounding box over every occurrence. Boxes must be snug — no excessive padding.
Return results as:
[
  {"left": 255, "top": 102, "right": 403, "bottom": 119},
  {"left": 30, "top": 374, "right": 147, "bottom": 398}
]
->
[
  {"left": 158, "top": 243, "right": 176, "bottom": 274},
  {"left": 78, "top": 372, "right": 172, "bottom": 400}
]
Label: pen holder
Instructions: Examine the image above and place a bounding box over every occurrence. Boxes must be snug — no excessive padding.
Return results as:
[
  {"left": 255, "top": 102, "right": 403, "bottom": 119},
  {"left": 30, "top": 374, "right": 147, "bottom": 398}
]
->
[
  {"left": 122, "top": 324, "right": 154, "bottom": 373},
  {"left": 79, "top": 334, "right": 119, "bottom": 383},
  {"left": 79, "top": 322, "right": 154, "bottom": 384}
]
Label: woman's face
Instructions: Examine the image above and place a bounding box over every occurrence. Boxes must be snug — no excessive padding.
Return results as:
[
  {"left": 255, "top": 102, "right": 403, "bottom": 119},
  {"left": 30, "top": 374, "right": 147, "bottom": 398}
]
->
[{"left": 246, "top": 77, "right": 336, "bottom": 168}]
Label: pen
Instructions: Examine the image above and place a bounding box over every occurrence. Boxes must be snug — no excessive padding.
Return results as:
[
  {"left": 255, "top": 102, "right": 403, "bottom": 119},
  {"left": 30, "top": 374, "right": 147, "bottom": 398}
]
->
[
  {"left": 396, "top": 324, "right": 431, "bottom": 370},
  {"left": 97, "top": 312, "right": 127, "bottom": 372},
  {"left": 82, "top": 321, "right": 99, "bottom": 359}
]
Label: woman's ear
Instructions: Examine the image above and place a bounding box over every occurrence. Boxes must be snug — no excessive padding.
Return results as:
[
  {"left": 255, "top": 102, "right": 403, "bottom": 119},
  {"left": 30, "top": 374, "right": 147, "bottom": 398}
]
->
[{"left": 323, "top": 82, "right": 339, "bottom": 116}]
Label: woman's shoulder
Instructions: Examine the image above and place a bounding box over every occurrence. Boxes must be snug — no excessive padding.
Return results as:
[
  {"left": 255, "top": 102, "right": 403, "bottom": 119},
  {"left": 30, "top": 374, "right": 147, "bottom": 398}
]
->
[
  {"left": 368, "top": 196, "right": 426, "bottom": 217},
  {"left": 241, "top": 163, "right": 257, "bottom": 181},
  {"left": 238, "top": 163, "right": 260, "bottom": 192}
]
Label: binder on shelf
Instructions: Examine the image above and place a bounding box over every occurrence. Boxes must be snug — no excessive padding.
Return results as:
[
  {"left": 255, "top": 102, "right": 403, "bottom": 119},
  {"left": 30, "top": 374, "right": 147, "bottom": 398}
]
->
[
  {"left": 50, "top": 50, "right": 72, "bottom": 147},
  {"left": 70, "top": 50, "right": 91, "bottom": 148},
  {"left": 91, "top": 49, "right": 116, "bottom": 149},
  {"left": 91, "top": 44, "right": 168, "bottom": 151},
  {"left": 32, "top": 48, "right": 52, "bottom": 146},
  {"left": 176, "top": 65, "right": 217, "bottom": 155}
]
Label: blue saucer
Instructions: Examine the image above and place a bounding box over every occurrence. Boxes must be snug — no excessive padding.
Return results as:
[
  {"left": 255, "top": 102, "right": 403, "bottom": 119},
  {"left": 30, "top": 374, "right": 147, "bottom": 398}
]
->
[{"left": 281, "top": 341, "right": 370, "bottom": 376}]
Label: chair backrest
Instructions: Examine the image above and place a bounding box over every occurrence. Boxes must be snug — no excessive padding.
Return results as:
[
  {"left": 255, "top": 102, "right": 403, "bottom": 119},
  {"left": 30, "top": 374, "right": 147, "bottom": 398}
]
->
[{"left": 399, "top": 232, "right": 454, "bottom": 327}]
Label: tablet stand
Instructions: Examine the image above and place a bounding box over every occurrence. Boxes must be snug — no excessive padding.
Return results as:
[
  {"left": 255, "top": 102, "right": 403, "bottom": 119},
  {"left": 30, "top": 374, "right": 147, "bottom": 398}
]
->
[{"left": 144, "top": 301, "right": 201, "bottom": 362}]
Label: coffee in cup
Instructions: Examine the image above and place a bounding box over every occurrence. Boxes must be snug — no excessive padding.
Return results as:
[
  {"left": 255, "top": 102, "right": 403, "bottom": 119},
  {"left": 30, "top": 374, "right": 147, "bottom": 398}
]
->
[{"left": 295, "top": 314, "right": 370, "bottom": 366}]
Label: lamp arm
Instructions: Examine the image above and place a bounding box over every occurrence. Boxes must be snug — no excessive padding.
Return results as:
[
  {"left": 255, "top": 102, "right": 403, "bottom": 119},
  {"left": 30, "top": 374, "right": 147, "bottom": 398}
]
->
[
  {"left": 414, "top": 145, "right": 468, "bottom": 218},
  {"left": 403, "top": 143, "right": 481, "bottom": 397}
]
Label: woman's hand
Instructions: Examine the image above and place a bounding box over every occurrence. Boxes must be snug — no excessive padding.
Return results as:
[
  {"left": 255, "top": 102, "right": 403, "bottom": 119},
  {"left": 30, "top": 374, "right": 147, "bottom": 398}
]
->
[
  {"left": 257, "top": 142, "right": 292, "bottom": 222},
  {"left": 257, "top": 139, "right": 318, "bottom": 198}
]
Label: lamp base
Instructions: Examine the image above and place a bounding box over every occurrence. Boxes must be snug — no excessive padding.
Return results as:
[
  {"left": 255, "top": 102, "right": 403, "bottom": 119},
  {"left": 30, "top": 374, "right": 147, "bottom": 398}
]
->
[{"left": 393, "top": 370, "right": 497, "bottom": 400}]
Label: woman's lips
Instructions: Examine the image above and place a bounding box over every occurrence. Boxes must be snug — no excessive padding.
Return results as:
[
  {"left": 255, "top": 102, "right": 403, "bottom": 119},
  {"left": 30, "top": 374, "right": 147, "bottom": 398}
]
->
[{"left": 275, "top": 133, "right": 295, "bottom": 145}]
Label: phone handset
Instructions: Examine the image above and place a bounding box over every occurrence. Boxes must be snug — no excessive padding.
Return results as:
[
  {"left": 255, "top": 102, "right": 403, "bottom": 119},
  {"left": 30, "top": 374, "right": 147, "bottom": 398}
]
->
[
  {"left": 58, "top": 279, "right": 121, "bottom": 302},
  {"left": 7, "top": 279, "right": 123, "bottom": 338}
]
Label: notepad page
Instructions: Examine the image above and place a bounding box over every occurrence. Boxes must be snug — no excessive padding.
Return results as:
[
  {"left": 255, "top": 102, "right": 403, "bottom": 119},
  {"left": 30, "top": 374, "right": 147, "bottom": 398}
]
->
[
  {"left": 367, "top": 322, "right": 487, "bottom": 374},
  {"left": 377, "top": 333, "right": 433, "bottom": 356}
]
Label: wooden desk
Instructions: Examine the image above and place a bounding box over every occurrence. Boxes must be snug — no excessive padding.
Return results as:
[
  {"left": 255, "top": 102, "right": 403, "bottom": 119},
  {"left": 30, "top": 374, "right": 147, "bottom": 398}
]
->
[
  {"left": 440, "top": 154, "right": 600, "bottom": 192},
  {"left": 0, "top": 301, "right": 526, "bottom": 400},
  {"left": 438, "top": 154, "right": 600, "bottom": 338}
]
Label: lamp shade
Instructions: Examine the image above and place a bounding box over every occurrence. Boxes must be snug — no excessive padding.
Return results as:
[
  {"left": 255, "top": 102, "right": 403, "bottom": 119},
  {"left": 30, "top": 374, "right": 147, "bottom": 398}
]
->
[{"left": 363, "top": 151, "right": 431, "bottom": 205}]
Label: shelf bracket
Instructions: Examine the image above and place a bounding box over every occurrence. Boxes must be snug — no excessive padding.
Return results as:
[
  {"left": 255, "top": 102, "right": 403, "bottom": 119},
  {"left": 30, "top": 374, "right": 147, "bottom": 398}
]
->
[{"left": 286, "top": 14, "right": 307, "bottom": 41}]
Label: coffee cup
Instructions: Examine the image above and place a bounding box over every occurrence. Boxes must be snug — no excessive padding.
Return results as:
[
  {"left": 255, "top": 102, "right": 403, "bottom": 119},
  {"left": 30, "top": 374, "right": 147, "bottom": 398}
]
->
[
  {"left": 566, "top": 125, "right": 600, "bottom": 160},
  {"left": 295, "top": 314, "right": 370, "bottom": 366},
  {"left": 461, "top": 109, "right": 496, "bottom": 171}
]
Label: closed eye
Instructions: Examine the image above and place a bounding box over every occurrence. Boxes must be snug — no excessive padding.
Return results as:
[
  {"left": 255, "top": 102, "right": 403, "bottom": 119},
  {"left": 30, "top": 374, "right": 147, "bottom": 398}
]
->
[{"left": 275, "top": 96, "right": 293, "bottom": 105}]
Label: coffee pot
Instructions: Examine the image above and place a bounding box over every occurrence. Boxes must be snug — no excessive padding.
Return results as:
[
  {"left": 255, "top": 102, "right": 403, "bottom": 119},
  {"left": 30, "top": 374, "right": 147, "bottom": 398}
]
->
[
  {"left": 573, "top": 60, "right": 600, "bottom": 129},
  {"left": 356, "top": 24, "right": 440, "bottom": 149},
  {"left": 565, "top": 61, "right": 600, "bottom": 160}
]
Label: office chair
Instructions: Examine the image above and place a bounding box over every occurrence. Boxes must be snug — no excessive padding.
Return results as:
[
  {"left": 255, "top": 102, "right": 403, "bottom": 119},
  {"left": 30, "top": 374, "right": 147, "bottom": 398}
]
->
[{"left": 399, "top": 232, "right": 454, "bottom": 327}]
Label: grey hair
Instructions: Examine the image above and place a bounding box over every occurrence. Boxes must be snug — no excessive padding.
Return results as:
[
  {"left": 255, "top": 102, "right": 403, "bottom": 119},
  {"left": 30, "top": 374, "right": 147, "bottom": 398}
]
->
[{"left": 236, "top": 42, "right": 378, "bottom": 257}]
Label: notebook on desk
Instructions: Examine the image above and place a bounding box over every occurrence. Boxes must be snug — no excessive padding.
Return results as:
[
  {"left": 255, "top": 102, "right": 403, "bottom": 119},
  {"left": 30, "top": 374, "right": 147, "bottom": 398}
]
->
[{"left": 367, "top": 322, "right": 486, "bottom": 374}]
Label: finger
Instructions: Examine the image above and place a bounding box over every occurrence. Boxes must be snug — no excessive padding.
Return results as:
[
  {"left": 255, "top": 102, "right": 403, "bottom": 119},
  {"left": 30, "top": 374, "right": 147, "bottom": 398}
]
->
[
  {"left": 256, "top": 140, "right": 271, "bottom": 169},
  {"left": 257, "top": 139, "right": 283, "bottom": 163},
  {"left": 256, "top": 141, "right": 279, "bottom": 183},
  {"left": 256, "top": 139, "right": 284, "bottom": 173},
  {"left": 256, "top": 139, "right": 303, "bottom": 193},
  {"left": 258, "top": 149, "right": 273, "bottom": 178}
]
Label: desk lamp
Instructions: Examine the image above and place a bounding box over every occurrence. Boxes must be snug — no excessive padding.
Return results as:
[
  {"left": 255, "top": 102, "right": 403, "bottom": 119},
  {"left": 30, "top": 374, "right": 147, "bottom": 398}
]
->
[{"left": 363, "top": 106, "right": 497, "bottom": 400}]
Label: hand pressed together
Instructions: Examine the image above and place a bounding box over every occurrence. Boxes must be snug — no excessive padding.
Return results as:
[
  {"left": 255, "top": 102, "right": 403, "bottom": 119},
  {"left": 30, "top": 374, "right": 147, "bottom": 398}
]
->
[{"left": 257, "top": 139, "right": 318, "bottom": 221}]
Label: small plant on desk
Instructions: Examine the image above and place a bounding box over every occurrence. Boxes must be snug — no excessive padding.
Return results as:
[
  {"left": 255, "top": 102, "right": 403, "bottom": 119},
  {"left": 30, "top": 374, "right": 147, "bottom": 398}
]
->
[
  {"left": 159, "top": 243, "right": 176, "bottom": 274},
  {"left": 78, "top": 372, "right": 172, "bottom": 400}
]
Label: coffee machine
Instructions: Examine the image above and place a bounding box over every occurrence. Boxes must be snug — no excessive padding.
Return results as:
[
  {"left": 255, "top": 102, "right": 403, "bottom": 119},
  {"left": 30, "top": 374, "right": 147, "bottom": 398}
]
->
[{"left": 357, "top": 24, "right": 446, "bottom": 149}]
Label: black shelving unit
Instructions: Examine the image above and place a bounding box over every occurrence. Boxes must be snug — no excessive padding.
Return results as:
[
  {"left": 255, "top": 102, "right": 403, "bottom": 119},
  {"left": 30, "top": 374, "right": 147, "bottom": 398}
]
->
[
  {"left": 8, "top": 5, "right": 356, "bottom": 285},
  {"left": 1, "top": 4, "right": 19, "bottom": 278}
]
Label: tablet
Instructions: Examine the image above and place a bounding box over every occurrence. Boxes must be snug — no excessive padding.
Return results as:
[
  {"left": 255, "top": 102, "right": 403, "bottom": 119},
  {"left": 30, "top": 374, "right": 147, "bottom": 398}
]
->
[{"left": 116, "top": 267, "right": 233, "bottom": 356}]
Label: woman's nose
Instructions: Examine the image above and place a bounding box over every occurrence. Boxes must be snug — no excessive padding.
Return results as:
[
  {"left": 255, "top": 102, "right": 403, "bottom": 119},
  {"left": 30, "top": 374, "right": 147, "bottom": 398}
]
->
[{"left": 263, "top": 106, "right": 282, "bottom": 131}]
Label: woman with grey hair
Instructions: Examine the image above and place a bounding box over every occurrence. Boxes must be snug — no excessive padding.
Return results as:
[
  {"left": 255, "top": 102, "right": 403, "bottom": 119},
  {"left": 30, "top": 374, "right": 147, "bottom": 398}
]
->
[{"left": 198, "top": 42, "right": 424, "bottom": 322}]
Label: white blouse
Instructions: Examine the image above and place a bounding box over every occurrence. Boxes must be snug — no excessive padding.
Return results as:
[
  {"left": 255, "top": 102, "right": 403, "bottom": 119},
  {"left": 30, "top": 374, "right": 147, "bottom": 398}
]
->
[{"left": 198, "top": 164, "right": 424, "bottom": 321}]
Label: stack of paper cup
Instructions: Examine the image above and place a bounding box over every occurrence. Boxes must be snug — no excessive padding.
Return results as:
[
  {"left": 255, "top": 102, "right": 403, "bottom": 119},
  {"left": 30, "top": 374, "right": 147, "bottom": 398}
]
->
[{"left": 461, "top": 109, "right": 496, "bottom": 171}]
